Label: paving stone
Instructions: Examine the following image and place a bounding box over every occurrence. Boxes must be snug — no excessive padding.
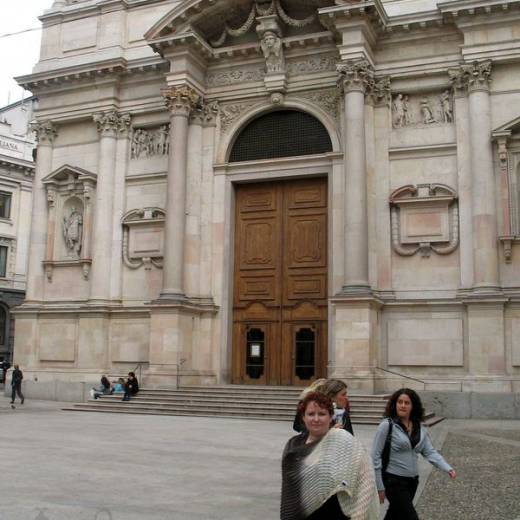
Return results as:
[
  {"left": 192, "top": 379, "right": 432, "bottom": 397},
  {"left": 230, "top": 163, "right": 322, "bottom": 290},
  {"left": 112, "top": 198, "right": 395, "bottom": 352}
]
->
[{"left": 416, "top": 431, "right": 520, "bottom": 520}]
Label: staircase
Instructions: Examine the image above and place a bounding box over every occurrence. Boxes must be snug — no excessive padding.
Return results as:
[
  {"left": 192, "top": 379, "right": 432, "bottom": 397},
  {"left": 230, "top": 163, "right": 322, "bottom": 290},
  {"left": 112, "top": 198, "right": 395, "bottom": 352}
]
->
[{"left": 63, "top": 385, "right": 444, "bottom": 426}]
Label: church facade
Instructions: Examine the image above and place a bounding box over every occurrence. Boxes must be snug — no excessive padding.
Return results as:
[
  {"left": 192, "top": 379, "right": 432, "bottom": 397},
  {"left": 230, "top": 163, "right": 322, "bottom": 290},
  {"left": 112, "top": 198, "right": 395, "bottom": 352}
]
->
[{"left": 14, "top": 0, "right": 520, "bottom": 399}]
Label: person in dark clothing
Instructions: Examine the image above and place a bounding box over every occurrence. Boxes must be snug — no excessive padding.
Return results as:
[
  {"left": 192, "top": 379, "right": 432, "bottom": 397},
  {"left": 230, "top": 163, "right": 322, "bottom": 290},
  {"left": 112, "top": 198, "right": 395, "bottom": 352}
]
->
[
  {"left": 10, "top": 364, "right": 24, "bottom": 409},
  {"left": 293, "top": 379, "right": 354, "bottom": 436},
  {"left": 122, "top": 372, "right": 139, "bottom": 401}
]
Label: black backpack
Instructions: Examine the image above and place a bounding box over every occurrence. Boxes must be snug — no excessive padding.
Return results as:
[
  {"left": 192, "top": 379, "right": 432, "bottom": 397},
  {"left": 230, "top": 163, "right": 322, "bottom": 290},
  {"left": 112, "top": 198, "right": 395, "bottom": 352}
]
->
[{"left": 381, "top": 418, "right": 393, "bottom": 473}]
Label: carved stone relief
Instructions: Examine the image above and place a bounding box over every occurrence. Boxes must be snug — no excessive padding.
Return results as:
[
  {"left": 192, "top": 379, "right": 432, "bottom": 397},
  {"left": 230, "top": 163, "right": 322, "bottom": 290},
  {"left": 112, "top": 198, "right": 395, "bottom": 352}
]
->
[
  {"left": 286, "top": 54, "right": 337, "bottom": 77},
  {"left": 122, "top": 208, "right": 165, "bottom": 270},
  {"left": 293, "top": 88, "right": 341, "bottom": 122},
  {"left": 220, "top": 101, "right": 260, "bottom": 134},
  {"left": 390, "top": 184, "right": 459, "bottom": 258},
  {"left": 130, "top": 126, "right": 170, "bottom": 159},
  {"left": 208, "top": 0, "right": 317, "bottom": 48},
  {"left": 207, "top": 66, "right": 265, "bottom": 88},
  {"left": 392, "top": 91, "right": 454, "bottom": 129}
]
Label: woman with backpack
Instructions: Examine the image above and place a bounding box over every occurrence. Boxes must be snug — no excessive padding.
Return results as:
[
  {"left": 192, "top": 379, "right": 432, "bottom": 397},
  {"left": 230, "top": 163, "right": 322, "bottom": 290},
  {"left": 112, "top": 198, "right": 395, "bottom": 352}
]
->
[{"left": 371, "top": 388, "right": 456, "bottom": 520}]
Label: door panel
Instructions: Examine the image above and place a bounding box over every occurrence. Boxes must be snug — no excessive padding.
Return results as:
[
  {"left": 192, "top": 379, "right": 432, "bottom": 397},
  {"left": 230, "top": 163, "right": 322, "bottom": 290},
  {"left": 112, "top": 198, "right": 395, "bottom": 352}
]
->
[{"left": 233, "top": 178, "right": 327, "bottom": 385}]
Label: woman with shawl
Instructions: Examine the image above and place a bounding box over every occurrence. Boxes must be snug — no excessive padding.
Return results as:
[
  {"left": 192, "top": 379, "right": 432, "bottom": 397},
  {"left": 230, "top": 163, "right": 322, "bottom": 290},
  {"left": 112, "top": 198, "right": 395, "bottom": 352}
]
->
[{"left": 281, "top": 392, "right": 379, "bottom": 520}]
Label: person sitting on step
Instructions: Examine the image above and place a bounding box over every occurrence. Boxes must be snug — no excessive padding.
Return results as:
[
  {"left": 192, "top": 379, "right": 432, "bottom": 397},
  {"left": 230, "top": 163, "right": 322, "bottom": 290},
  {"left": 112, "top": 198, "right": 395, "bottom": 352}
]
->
[{"left": 122, "top": 372, "right": 139, "bottom": 402}]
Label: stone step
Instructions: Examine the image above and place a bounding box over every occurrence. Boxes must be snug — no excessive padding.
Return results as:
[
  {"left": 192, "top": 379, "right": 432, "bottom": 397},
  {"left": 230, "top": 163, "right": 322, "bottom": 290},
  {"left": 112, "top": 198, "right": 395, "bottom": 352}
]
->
[
  {"left": 83, "top": 398, "right": 386, "bottom": 417},
  {"left": 67, "top": 386, "right": 442, "bottom": 426},
  {"left": 98, "top": 394, "right": 387, "bottom": 409}
]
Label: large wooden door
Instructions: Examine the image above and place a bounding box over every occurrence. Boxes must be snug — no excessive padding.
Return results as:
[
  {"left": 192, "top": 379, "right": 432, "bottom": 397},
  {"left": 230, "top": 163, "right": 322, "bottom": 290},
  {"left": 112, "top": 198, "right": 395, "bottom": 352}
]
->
[{"left": 232, "top": 178, "right": 328, "bottom": 386}]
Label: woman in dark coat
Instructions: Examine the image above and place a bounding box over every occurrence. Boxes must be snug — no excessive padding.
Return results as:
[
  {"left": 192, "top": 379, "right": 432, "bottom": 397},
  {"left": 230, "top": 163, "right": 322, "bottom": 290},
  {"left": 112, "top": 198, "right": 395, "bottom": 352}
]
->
[{"left": 122, "top": 372, "right": 139, "bottom": 401}]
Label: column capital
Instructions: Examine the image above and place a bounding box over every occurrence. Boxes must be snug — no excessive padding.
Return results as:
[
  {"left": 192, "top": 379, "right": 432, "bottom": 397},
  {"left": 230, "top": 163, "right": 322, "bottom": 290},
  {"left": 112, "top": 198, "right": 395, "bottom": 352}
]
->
[
  {"left": 203, "top": 100, "right": 219, "bottom": 127},
  {"left": 336, "top": 59, "right": 374, "bottom": 94},
  {"left": 31, "top": 120, "right": 58, "bottom": 144},
  {"left": 448, "top": 60, "right": 492, "bottom": 96},
  {"left": 93, "top": 110, "right": 131, "bottom": 136},
  {"left": 162, "top": 86, "right": 201, "bottom": 117},
  {"left": 189, "top": 104, "right": 205, "bottom": 126},
  {"left": 366, "top": 76, "right": 391, "bottom": 106}
]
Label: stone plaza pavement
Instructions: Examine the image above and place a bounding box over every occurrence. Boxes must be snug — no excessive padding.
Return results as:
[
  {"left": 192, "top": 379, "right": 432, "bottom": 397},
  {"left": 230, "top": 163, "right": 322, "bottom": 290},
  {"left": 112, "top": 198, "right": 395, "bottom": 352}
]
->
[{"left": 0, "top": 396, "right": 519, "bottom": 520}]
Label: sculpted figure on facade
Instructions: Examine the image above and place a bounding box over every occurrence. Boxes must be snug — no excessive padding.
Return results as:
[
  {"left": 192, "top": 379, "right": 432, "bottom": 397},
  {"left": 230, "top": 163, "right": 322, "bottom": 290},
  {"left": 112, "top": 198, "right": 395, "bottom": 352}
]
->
[
  {"left": 393, "top": 94, "right": 406, "bottom": 127},
  {"left": 420, "top": 98, "right": 436, "bottom": 124},
  {"left": 440, "top": 90, "right": 453, "bottom": 123},
  {"left": 63, "top": 206, "right": 83, "bottom": 257},
  {"left": 261, "top": 30, "right": 285, "bottom": 73}
]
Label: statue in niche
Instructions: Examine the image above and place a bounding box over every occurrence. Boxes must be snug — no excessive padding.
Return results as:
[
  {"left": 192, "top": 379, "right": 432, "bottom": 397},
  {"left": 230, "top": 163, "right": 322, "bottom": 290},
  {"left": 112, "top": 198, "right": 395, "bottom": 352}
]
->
[
  {"left": 393, "top": 94, "right": 406, "bottom": 128},
  {"left": 403, "top": 95, "right": 412, "bottom": 125},
  {"left": 261, "top": 30, "right": 285, "bottom": 73},
  {"left": 63, "top": 206, "right": 83, "bottom": 257},
  {"left": 420, "top": 98, "right": 436, "bottom": 124},
  {"left": 440, "top": 90, "right": 453, "bottom": 123}
]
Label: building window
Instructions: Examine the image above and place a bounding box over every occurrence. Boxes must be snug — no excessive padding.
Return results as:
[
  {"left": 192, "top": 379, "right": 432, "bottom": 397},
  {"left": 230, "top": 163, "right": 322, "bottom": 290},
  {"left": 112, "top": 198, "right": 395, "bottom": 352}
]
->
[
  {"left": 0, "top": 246, "right": 7, "bottom": 277},
  {"left": 229, "top": 110, "right": 332, "bottom": 162},
  {"left": 0, "top": 192, "right": 11, "bottom": 219}
]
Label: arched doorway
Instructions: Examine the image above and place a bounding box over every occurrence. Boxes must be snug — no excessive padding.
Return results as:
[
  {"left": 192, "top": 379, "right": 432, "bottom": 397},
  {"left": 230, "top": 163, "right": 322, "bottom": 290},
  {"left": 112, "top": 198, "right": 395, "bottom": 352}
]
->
[{"left": 230, "top": 110, "right": 331, "bottom": 386}]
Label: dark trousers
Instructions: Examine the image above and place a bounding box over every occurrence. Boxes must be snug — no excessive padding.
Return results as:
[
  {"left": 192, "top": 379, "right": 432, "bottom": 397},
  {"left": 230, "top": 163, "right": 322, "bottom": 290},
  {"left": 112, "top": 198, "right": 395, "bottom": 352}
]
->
[
  {"left": 383, "top": 473, "right": 419, "bottom": 520},
  {"left": 11, "top": 383, "right": 24, "bottom": 403}
]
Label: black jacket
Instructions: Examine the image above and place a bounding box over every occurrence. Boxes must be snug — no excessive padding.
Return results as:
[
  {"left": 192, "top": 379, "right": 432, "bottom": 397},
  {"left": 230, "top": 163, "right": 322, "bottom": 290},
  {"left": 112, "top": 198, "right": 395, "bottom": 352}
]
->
[
  {"left": 11, "top": 368, "right": 23, "bottom": 386},
  {"left": 125, "top": 377, "right": 139, "bottom": 395}
]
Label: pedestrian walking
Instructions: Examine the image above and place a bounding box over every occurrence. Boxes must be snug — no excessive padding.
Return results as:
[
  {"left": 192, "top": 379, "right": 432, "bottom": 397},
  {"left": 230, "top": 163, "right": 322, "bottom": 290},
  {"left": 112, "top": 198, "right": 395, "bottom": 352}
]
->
[
  {"left": 282, "top": 391, "right": 379, "bottom": 520},
  {"left": 10, "top": 364, "right": 25, "bottom": 409},
  {"left": 371, "top": 388, "right": 456, "bottom": 520}
]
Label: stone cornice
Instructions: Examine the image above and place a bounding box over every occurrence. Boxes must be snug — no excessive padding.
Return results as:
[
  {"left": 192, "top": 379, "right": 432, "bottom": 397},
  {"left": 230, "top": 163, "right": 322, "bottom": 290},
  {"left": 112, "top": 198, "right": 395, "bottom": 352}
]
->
[
  {"left": 16, "top": 58, "right": 168, "bottom": 93},
  {"left": 0, "top": 156, "right": 35, "bottom": 177},
  {"left": 438, "top": 0, "right": 520, "bottom": 19}
]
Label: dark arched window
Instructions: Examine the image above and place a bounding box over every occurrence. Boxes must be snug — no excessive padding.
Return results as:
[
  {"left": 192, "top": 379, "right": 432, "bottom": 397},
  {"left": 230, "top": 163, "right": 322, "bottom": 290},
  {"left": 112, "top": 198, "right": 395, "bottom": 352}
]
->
[{"left": 229, "top": 110, "right": 332, "bottom": 162}]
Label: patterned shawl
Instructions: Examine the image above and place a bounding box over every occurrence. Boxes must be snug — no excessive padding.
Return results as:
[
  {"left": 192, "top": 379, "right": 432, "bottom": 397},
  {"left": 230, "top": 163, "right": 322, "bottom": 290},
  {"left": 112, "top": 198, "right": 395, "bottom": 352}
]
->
[{"left": 281, "top": 428, "right": 379, "bottom": 520}]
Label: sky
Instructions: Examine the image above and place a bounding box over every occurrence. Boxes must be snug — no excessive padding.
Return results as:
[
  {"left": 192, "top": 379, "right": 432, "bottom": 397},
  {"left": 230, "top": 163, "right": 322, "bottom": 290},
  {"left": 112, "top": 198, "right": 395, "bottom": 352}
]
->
[{"left": 0, "top": 0, "right": 54, "bottom": 107}]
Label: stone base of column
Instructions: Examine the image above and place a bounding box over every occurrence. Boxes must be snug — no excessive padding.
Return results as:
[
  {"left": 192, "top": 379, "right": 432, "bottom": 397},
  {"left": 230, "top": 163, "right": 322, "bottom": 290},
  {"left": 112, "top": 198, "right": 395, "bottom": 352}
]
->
[
  {"left": 154, "top": 292, "right": 188, "bottom": 304},
  {"left": 330, "top": 295, "right": 382, "bottom": 393},
  {"left": 339, "top": 284, "right": 373, "bottom": 297}
]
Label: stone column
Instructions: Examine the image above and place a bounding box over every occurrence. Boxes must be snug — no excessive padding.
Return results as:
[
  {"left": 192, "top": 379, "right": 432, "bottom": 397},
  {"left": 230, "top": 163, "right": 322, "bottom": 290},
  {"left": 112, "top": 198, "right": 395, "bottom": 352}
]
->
[
  {"left": 26, "top": 121, "right": 57, "bottom": 303},
  {"left": 449, "top": 72, "right": 474, "bottom": 291},
  {"left": 110, "top": 123, "right": 132, "bottom": 301},
  {"left": 451, "top": 61, "right": 498, "bottom": 292},
  {"left": 158, "top": 86, "right": 200, "bottom": 300},
  {"left": 90, "top": 110, "right": 130, "bottom": 302},
  {"left": 184, "top": 104, "right": 204, "bottom": 298},
  {"left": 337, "top": 60, "right": 373, "bottom": 294},
  {"left": 199, "top": 101, "right": 219, "bottom": 298}
]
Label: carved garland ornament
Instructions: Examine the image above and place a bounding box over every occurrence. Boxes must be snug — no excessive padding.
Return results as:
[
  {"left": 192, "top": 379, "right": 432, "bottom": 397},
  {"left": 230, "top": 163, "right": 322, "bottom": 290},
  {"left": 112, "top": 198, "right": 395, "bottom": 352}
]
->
[
  {"left": 390, "top": 184, "right": 459, "bottom": 258},
  {"left": 210, "top": 0, "right": 317, "bottom": 47}
]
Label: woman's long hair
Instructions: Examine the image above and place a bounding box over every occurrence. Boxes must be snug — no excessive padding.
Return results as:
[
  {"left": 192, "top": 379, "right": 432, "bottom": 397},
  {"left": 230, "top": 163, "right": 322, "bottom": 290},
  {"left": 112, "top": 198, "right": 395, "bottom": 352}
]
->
[
  {"left": 315, "top": 379, "right": 347, "bottom": 401},
  {"left": 100, "top": 376, "right": 111, "bottom": 389},
  {"left": 384, "top": 388, "right": 425, "bottom": 423}
]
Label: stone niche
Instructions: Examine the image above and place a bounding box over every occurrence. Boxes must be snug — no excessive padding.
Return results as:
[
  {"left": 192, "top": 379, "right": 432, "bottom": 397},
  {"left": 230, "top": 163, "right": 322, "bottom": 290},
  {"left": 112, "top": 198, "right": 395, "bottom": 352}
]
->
[
  {"left": 390, "top": 183, "right": 459, "bottom": 258},
  {"left": 122, "top": 207, "right": 165, "bottom": 270},
  {"left": 42, "top": 165, "right": 97, "bottom": 281}
]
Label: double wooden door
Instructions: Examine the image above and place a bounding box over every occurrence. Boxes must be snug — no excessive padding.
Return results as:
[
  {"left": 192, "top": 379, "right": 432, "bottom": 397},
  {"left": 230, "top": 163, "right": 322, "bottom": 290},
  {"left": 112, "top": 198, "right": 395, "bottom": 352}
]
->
[{"left": 232, "top": 178, "right": 328, "bottom": 386}]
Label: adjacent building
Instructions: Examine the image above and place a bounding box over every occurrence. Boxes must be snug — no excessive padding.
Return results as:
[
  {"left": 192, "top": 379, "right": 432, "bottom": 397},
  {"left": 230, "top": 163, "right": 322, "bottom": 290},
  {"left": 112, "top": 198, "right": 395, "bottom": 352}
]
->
[
  {"left": 0, "top": 97, "right": 36, "bottom": 366},
  {"left": 13, "top": 0, "right": 520, "bottom": 404}
]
